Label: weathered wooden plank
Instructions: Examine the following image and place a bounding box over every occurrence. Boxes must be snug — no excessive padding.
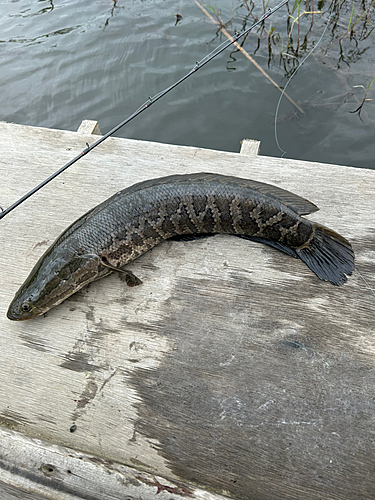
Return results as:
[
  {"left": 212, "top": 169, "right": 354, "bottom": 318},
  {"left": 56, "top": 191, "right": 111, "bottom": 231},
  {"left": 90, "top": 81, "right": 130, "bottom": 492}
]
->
[
  {"left": 0, "top": 428, "right": 227, "bottom": 500},
  {"left": 240, "top": 138, "right": 260, "bottom": 156},
  {"left": 77, "top": 120, "right": 102, "bottom": 136},
  {"left": 0, "top": 121, "right": 374, "bottom": 499}
]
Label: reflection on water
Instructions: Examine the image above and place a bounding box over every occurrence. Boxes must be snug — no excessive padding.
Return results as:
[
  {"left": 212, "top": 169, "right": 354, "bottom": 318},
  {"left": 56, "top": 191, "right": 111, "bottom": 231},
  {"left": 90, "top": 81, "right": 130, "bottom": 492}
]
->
[{"left": 1, "top": 0, "right": 374, "bottom": 169}]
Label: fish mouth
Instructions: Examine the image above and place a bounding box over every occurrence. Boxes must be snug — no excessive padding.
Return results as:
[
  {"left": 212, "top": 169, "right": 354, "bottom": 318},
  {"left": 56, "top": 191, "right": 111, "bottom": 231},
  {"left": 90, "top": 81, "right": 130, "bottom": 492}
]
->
[
  {"left": 7, "top": 307, "right": 46, "bottom": 321},
  {"left": 7, "top": 305, "right": 33, "bottom": 321},
  {"left": 7, "top": 309, "right": 22, "bottom": 321},
  {"left": 7, "top": 300, "right": 48, "bottom": 320}
]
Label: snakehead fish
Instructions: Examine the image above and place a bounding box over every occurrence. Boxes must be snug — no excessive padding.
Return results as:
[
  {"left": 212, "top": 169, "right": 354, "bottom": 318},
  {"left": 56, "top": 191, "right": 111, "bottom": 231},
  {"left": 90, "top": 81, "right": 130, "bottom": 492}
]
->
[{"left": 7, "top": 173, "right": 354, "bottom": 320}]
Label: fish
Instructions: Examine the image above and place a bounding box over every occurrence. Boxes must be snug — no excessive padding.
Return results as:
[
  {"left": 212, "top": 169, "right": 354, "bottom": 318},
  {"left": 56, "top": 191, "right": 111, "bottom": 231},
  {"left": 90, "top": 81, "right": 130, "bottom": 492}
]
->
[{"left": 7, "top": 173, "right": 354, "bottom": 320}]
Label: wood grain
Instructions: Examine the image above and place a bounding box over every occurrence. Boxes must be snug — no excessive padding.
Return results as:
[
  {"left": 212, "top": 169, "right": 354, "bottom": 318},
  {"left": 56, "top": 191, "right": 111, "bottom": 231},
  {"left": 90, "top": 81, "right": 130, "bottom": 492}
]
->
[
  {"left": 0, "top": 428, "right": 225, "bottom": 500},
  {"left": 0, "top": 121, "right": 374, "bottom": 499}
]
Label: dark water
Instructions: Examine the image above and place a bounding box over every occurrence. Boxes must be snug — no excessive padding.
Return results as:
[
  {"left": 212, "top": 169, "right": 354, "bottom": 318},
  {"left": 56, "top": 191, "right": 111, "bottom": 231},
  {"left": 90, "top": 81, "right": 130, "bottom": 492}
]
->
[{"left": 1, "top": 0, "right": 374, "bottom": 169}]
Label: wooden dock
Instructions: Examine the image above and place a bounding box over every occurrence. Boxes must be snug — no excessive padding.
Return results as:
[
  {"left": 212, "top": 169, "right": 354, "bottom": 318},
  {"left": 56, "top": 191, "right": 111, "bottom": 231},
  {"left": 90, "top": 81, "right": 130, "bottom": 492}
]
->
[{"left": 0, "top": 120, "right": 374, "bottom": 500}]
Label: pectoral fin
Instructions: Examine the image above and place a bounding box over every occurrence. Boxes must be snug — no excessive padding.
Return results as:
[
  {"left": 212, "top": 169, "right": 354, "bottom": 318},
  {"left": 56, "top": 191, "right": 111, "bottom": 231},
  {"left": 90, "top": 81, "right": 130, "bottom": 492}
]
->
[
  {"left": 100, "top": 257, "right": 143, "bottom": 287},
  {"left": 119, "top": 270, "right": 143, "bottom": 287}
]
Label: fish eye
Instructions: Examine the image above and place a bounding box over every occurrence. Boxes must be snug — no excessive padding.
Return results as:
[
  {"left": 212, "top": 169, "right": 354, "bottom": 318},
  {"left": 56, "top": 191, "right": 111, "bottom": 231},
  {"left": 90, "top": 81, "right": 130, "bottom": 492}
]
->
[{"left": 21, "top": 301, "right": 31, "bottom": 312}]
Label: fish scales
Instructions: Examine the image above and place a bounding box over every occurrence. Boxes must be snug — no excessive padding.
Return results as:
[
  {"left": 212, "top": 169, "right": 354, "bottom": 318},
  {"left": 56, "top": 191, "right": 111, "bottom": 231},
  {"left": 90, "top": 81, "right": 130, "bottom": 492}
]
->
[
  {"left": 72, "top": 175, "right": 311, "bottom": 263},
  {"left": 7, "top": 173, "right": 355, "bottom": 320}
]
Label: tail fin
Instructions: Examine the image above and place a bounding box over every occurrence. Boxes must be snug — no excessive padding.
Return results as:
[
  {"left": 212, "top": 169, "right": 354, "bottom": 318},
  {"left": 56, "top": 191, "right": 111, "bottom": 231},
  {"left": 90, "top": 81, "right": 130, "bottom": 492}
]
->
[{"left": 295, "top": 225, "right": 355, "bottom": 286}]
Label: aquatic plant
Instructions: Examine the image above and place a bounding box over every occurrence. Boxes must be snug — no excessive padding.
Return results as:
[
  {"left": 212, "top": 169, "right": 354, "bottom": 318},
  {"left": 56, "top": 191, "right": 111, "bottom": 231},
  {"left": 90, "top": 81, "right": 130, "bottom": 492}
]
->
[{"left": 201, "top": 0, "right": 375, "bottom": 119}]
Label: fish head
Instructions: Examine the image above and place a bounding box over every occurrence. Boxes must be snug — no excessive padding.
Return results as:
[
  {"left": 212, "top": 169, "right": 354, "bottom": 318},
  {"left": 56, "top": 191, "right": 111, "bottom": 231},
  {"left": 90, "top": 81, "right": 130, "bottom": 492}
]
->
[{"left": 7, "top": 247, "right": 101, "bottom": 321}]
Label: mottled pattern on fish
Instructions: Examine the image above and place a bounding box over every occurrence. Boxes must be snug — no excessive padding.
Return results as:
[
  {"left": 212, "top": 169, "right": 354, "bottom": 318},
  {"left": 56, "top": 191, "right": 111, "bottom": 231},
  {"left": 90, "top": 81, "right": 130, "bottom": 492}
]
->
[
  {"left": 7, "top": 173, "right": 355, "bottom": 320},
  {"left": 71, "top": 174, "right": 313, "bottom": 266}
]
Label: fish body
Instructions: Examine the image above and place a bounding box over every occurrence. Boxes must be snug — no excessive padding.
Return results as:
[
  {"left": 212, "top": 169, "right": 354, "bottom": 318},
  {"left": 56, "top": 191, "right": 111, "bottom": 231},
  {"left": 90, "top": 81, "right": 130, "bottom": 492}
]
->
[{"left": 7, "top": 173, "right": 354, "bottom": 320}]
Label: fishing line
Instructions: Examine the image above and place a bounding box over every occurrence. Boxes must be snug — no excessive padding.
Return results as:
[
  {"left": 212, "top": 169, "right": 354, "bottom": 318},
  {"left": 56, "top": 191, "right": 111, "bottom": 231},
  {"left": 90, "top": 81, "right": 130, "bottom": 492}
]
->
[
  {"left": 355, "top": 269, "right": 375, "bottom": 299},
  {"left": 274, "top": 9, "right": 333, "bottom": 156},
  {"left": 273, "top": 12, "right": 374, "bottom": 303},
  {"left": 0, "top": 0, "right": 288, "bottom": 221}
]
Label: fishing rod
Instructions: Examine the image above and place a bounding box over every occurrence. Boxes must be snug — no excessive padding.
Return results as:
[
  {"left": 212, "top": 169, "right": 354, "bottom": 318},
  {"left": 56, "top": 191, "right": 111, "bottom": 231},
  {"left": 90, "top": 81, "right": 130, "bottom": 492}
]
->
[{"left": 0, "top": 0, "right": 288, "bottom": 221}]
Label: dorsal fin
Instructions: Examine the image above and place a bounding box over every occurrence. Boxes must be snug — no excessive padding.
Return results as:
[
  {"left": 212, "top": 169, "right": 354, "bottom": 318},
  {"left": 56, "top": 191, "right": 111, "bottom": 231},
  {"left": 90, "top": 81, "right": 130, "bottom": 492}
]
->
[
  {"left": 230, "top": 177, "right": 320, "bottom": 215},
  {"left": 181, "top": 173, "right": 320, "bottom": 215},
  {"left": 86, "top": 172, "right": 320, "bottom": 218}
]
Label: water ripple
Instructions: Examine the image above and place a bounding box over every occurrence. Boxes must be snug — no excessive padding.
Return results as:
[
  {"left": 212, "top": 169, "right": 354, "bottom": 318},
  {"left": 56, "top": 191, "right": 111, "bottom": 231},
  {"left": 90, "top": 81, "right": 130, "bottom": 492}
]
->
[{"left": 0, "top": 0, "right": 374, "bottom": 166}]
